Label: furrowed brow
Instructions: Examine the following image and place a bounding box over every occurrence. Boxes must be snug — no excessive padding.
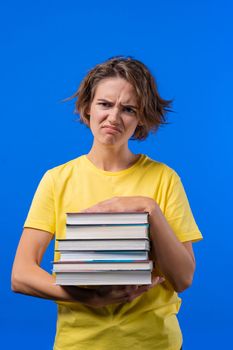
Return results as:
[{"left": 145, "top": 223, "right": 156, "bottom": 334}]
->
[
  {"left": 97, "top": 99, "right": 138, "bottom": 110},
  {"left": 121, "top": 103, "right": 138, "bottom": 110}
]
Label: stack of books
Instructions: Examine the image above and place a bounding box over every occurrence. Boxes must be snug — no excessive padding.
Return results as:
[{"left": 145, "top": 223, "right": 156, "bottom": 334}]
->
[{"left": 53, "top": 212, "right": 153, "bottom": 285}]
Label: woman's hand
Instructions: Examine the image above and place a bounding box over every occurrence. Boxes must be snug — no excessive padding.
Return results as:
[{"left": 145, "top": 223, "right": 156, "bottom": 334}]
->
[
  {"left": 80, "top": 196, "right": 156, "bottom": 214},
  {"left": 63, "top": 275, "right": 165, "bottom": 308},
  {"left": 79, "top": 196, "right": 196, "bottom": 293},
  {"left": 93, "top": 275, "right": 165, "bottom": 307}
]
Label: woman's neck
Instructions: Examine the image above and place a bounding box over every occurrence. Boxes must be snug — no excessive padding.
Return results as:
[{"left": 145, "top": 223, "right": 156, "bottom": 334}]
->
[{"left": 86, "top": 145, "right": 140, "bottom": 172}]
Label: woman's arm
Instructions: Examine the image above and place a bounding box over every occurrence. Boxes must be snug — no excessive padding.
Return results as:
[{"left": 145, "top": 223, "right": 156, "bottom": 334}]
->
[
  {"left": 11, "top": 227, "right": 162, "bottom": 306},
  {"left": 11, "top": 228, "right": 95, "bottom": 302},
  {"left": 148, "top": 203, "right": 195, "bottom": 292},
  {"left": 81, "top": 196, "right": 196, "bottom": 293}
]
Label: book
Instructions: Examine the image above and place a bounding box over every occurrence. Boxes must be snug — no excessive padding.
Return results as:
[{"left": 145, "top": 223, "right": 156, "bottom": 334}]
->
[
  {"left": 58, "top": 250, "right": 149, "bottom": 261},
  {"left": 54, "top": 211, "right": 152, "bottom": 286},
  {"left": 65, "top": 224, "right": 149, "bottom": 239},
  {"left": 53, "top": 260, "right": 153, "bottom": 272},
  {"left": 55, "top": 270, "right": 152, "bottom": 285},
  {"left": 66, "top": 211, "right": 149, "bottom": 225},
  {"left": 56, "top": 239, "right": 150, "bottom": 251}
]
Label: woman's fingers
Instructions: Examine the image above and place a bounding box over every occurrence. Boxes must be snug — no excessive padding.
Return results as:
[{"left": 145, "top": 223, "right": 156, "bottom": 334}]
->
[
  {"left": 96, "top": 284, "right": 137, "bottom": 298},
  {"left": 124, "top": 277, "right": 166, "bottom": 303},
  {"left": 92, "top": 277, "right": 166, "bottom": 306},
  {"left": 151, "top": 276, "right": 165, "bottom": 286}
]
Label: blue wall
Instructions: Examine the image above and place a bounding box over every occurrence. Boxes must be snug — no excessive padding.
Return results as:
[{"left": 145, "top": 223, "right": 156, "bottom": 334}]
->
[{"left": 1, "top": 0, "right": 232, "bottom": 348}]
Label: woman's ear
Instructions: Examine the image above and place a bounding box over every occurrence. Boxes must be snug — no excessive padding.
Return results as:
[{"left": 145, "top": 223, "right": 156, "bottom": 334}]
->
[
  {"left": 80, "top": 112, "right": 90, "bottom": 127},
  {"left": 84, "top": 106, "right": 91, "bottom": 126},
  {"left": 84, "top": 115, "right": 90, "bottom": 127}
]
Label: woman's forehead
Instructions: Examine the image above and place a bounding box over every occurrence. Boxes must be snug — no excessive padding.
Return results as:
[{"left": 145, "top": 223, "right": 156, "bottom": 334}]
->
[{"left": 93, "top": 77, "right": 137, "bottom": 103}]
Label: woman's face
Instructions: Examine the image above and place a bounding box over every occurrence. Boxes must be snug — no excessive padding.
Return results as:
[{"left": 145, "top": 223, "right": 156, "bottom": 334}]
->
[{"left": 87, "top": 77, "right": 141, "bottom": 147}]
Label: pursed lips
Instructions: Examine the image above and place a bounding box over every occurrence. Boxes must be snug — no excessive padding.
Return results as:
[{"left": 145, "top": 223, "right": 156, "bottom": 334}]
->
[{"left": 102, "top": 125, "right": 121, "bottom": 132}]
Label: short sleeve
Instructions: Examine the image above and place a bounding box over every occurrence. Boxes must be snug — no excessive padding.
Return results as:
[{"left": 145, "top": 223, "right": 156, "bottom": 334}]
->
[
  {"left": 164, "top": 171, "right": 203, "bottom": 243},
  {"left": 23, "top": 170, "right": 56, "bottom": 234}
]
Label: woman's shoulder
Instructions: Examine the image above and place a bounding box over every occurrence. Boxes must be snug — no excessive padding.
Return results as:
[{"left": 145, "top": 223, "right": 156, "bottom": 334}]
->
[
  {"left": 143, "top": 154, "right": 180, "bottom": 181},
  {"left": 45, "top": 155, "right": 84, "bottom": 179}
]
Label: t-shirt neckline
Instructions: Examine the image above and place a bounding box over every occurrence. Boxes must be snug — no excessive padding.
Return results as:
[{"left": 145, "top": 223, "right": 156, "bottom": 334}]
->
[{"left": 82, "top": 154, "right": 145, "bottom": 176}]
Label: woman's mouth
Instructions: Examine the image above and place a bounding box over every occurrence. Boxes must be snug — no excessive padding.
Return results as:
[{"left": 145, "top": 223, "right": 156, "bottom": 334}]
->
[{"left": 102, "top": 126, "right": 121, "bottom": 133}]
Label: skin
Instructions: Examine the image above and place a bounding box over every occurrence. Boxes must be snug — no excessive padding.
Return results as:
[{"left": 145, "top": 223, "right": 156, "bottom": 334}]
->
[
  {"left": 86, "top": 77, "right": 143, "bottom": 171},
  {"left": 11, "top": 77, "right": 195, "bottom": 307}
]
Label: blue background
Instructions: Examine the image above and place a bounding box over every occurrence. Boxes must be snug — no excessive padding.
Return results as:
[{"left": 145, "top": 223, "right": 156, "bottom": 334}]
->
[{"left": 1, "top": 0, "right": 232, "bottom": 348}]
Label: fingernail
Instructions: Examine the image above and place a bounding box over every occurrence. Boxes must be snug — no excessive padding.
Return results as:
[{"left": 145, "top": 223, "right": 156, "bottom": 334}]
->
[{"left": 152, "top": 277, "right": 159, "bottom": 285}]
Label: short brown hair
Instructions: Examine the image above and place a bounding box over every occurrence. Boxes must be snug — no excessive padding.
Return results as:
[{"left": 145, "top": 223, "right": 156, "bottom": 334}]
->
[{"left": 68, "top": 56, "right": 172, "bottom": 140}]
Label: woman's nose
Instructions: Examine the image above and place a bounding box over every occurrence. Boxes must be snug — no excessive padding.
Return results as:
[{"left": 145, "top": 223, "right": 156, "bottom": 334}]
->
[{"left": 107, "top": 107, "right": 121, "bottom": 123}]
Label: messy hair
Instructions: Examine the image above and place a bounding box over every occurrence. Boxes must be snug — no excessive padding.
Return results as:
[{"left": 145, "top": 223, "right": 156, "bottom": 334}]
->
[{"left": 68, "top": 56, "right": 172, "bottom": 140}]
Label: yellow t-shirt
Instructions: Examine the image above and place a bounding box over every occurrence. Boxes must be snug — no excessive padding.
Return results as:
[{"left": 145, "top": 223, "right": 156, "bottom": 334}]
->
[{"left": 24, "top": 154, "right": 203, "bottom": 350}]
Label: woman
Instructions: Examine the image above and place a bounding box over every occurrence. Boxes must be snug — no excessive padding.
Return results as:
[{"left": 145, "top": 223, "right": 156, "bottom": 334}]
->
[{"left": 12, "top": 56, "right": 203, "bottom": 350}]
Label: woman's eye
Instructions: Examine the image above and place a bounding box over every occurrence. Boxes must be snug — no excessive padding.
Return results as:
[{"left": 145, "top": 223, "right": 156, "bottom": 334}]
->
[
  {"left": 98, "top": 102, "right": 111, "bottom": 108},
  {"left": 124, "top": 107, "right": 136, "bottom": 114}
]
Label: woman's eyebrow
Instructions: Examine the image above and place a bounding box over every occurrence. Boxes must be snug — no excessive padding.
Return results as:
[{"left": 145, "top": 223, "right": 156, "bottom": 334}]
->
[
  {"left": 97, "top": 99, "right": 138, "bottom": 109},
  {"left": 121, "top": 103, "right": 138, "bottom": 109}
]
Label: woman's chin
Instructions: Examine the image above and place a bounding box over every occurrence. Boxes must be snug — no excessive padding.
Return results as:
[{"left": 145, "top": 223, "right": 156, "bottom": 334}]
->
[{"left": 99, "top": 134, "right": 119, "bottom": 144}]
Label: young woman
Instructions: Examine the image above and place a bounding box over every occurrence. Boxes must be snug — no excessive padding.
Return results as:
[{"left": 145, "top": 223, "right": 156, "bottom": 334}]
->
[{"left": 12, "top": 56, "right": 203, "bottom": 350}]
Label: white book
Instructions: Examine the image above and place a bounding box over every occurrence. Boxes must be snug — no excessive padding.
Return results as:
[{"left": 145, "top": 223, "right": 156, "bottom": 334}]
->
[
  {"left": 58, "top": 250, "right": 149, "bottom": 261},
  {"left": 55, "top": 270, "right": 152, "bottom": 285},
  {"left": 53, "top": 260, "right": 153, "bottom": 272},
  {"left": 66, "top": 212, "right": 149, "bottom": 225},
  {"left": 57, "top": 239, "right": 150, "bottom": 251},
  {"left": 65, "top": 224, "right": 149, "bottom": 239}
]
